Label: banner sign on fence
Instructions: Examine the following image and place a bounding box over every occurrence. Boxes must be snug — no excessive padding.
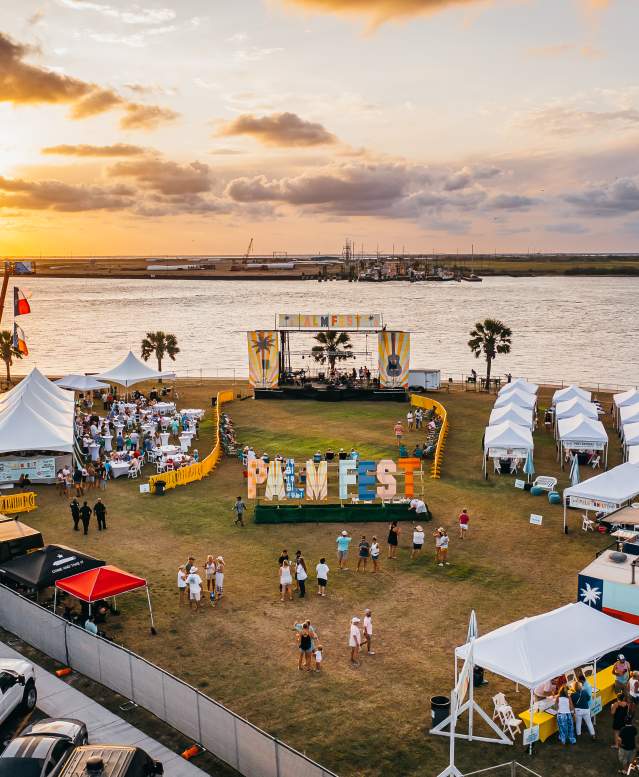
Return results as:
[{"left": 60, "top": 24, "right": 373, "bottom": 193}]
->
[{"left": 523, "top": 725, "right": 540, "bottom": 746}]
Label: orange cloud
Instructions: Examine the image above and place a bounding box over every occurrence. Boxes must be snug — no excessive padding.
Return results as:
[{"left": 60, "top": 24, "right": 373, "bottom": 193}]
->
[
  {"left": 108, "top": 158, "right": 213, "bottom": 194},
  {"left": 216, "top": 112, "right": 337, "bottom": 147},
  {"left": 0, "top": 31, "right": 178, "bottom": 130},
  {"left": 282, "top": 0, "right": 480, "bottom": 25},
  {"left": 0, "top": 175, "right": 134, "bottom": 211},
  {"left": 42, "top": 144, "right": 148, "bottom": 157}
]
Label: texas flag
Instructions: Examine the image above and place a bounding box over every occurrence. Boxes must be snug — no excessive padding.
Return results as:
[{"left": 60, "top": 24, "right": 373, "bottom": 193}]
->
[
  {"left": 13, "top": 287, "right": 30, "bottom": 316},
  {"left": 12, "top": 323, "right": 28, "bottom": 356},
  {"left": 578, "top": 573, "right": 639, "bottom": 630}
]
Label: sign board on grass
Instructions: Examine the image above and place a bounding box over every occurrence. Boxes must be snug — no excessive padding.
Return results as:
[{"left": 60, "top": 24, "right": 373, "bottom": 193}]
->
[
  {"left": 515, "top": 479, "right": 525, "bottom": 489},
  {"left": 530, "top": 513, "right": 543, "bottom": 526},
  {"left": 590, "top": 695, "right": 603, "bottom": 716},
  {"left": 139, "top": 484, "right": 150, "bottom": 494},
  {"left": 523, "top": 725, "right": 540, "bottom": 746}
]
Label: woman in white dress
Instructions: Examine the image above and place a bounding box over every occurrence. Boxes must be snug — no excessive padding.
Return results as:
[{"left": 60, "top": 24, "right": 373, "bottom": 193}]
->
[
  {"left": 280, "top": 559, "right": 293, "bottom": 602},
  {"left": 205, "top": 555, "right": 215, "bottom": 592},
  {"left": 215, "top": 556, "right": 225, "bottom": 601}
]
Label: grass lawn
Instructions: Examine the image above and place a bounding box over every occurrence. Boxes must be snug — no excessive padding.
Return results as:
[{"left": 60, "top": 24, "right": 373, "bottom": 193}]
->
[{"left": 16, "top": 381, "right": 627, "bottom": 777}]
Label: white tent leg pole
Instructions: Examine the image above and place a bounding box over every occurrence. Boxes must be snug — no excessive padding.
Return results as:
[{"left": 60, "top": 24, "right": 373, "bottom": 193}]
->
[
  {"left": 593, "top": 658, "right": 598, "bottom": 726},
  {"left": 454, "top": 656, "right": 458, "bottom": 686},
  {"left": 469, "top": 657, "right": 474, "bottom": 741},
  {"left": 53, "top": 588, "right": 57, "bottom": 614},
  {"left": 563, "top": 497, "right": 567, "bottom": 534},
  {"left": 146, "top": 586, "right": 157, "bottom": 633},
  {"left": 528, "top": 689, "right": 534, "bottom": 754}
]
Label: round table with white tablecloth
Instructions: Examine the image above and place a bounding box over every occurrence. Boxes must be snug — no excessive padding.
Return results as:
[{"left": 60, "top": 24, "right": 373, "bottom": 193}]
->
[
  {"left": 88, "top": 443, "right": 101, "bottom": 462},
  {"left": 110, "top": 461, "right": 131, "bottom": 479},
  {"left": 154, "top": 401, "right": 176, "bottom": 415},
  {"left": 159, "top": 432, "right": 170, "bottom": 447},
  {"left": 102, "top": 435, "right": 112, "bottom": 452}
]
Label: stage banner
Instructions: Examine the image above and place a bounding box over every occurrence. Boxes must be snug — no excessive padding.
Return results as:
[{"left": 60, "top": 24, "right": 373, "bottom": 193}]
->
[
  {"left": 278, "top": 313, "right": 381, "bottom": 330},
  {"left": 247, "top": 330, "right": 279, "bottom": 388},
  {"left": 378, "top": 331, "right": 410, "bottom": 387}
]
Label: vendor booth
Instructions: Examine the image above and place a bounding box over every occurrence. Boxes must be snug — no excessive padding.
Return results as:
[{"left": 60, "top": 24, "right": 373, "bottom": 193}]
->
[
  {"left": 562, "top": 462, "right": 639, "bottom": 532},
  {"left": 97, "top": 351, "right": 176, "bottom": 388},
  {"left": 454, "top": 603, "right": 639, "bottom": 746},
  {"left": 488, "top": 403, "right": 534, "bottom": 430},
  {"left": 622, "top": 421, "right": 639, "bottom": 452},
  {"left": 556, "top": 413, "right": 607, "bottom": 469},
  {"left": 54, "top": 564, "right": 156, "bottom": 634},
  {"left": 554, "top": 397, "right": 598, "bottom": 423},
  {"left": 497, "top": 378, "right": 538, "bottom": 396},
  {"left": 614, "top": 388, "right": 639, "bottom": 429},
  {"left": 483, "top": 421, "right": 533, "bottom": 478},
  {"left": 493, "top": 390, "right": 536, "bottom": 411},
  {"left": 552, "top": 385, "right": 591, "bottom": 405},
  {"left": 619, "top": 403, "right": 639, "bottom": 432},
  {"left": 0, "top": 544, "right": 104, "bottom": 592},
  {"left": 0, "top": 518, "right": 43, "bottom": 563}
]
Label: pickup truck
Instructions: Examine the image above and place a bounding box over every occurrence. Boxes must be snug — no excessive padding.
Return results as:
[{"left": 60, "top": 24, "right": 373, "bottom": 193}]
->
[{"left": 0, "top": 659, "right": 37, "bottom": 726}]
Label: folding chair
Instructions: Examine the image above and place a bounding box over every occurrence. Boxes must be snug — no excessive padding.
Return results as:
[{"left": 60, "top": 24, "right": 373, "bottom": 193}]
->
[
  {"left": 493, "top": 458, "right": 501, "bottom": 475},
  {"left": 500, "top": 706, "right": 523, "bottom": 739},
  {"left": 582, "top": 514, "right": 595, "bottom": 532},
  {"left": 492, "top": 693, "right": 509, "bottom": 721},
  {"left": 591, "top": 456, "right": 601, "bottom": 469}
]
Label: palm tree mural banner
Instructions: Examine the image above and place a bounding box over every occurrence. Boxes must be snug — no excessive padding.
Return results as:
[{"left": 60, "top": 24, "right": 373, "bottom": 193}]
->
[
  {"left": 378, "top": 331, "right": 410, "bottom": 388},
  {"left": 247, "top": 330, "right": 279, "bottom": 388}
]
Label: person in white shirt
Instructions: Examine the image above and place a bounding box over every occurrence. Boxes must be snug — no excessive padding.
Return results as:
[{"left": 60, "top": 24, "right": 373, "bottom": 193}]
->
[
  {"left": 409, "top": 498, "right": 427, "bottom": 515},
  {"left": 349, "top": 617, "right": 362, "bottom": 667},
  {"left": 406, "top": 410, "right": 414, "bottom": 431},
  {"left": 370, "top": 536, "right": 381, "bottom": 573},
  {"left": 177, "top": 565, "right": 187, "bottom": 606},
  {"left": 316, "top": 558, "right": 329, "bottom": 596},
  {"left": 363, "top": 609, "right": 374, "bottom": 655},
  {"left": 186, "top": 566, "right": 202, "bottom": 611},
  {"left": 438, "top": 529, "right": 450, "bottom": 566},
  {"left": 411, "top": 525, "right": 425, "bottom": 559},
  {"left": 314, "top": 644, "right": 323, "bottom": 672}
]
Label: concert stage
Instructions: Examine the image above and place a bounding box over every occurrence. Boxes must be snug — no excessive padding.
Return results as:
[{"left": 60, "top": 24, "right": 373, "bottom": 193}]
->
[{"left": 254, "top": 385, "right": 408, "bottom": 402}]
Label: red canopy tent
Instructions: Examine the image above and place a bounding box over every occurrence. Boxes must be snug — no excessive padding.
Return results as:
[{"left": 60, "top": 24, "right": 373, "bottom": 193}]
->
[{"left": 54, "top": 564, "right": 156, "bottom": 634}]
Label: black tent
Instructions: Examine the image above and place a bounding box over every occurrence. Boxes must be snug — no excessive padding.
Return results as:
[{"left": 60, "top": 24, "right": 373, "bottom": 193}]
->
[
  {"left": 0, "top": 545, "right": 105, "bottom": 590},
  {"left": 0, "top": 518, "right": 43, "bottom": 563}
]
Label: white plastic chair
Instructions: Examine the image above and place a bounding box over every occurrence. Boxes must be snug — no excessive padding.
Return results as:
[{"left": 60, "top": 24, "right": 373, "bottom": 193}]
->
[
  {"left": 493, "top": 458, "right": 501, "bottom": 475},
  {"left": 127, "top": 464, "right": 139, "bottom": 479},
  {"left": 591, "top": 456, "right": 601, "bottom": 469},
  {"left": 492, "top": 693, "right": 509, "bottom": 721},
  {"left": 156, "top": 461, "right": 166, "bottom": 474},
  {"left": 565, "top": 669, "right": 577, "bottom": 686},
  {"left": 582, "top": 514, "right": 595, "bottom": 532},
  {"left": 582, "top": 665, "right": 594, "bottom": 679},
  {"left": 532, "top": 476, "right": 557, "bottom": 492},
  {"left": 500, "top": 706, "right": 523, "bottom": 739}
]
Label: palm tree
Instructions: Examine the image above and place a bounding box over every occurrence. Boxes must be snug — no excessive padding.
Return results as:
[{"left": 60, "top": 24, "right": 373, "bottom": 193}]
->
[
  {"left": 468, "top": 319, "right": 512, "bottom": 387},
  {"left": 311, "top": 331, "right": 354, "bottom": 375},
  {"left": 0, "top": 329, "right": 23, "bottom": 384},
  {"left": 140, "top": 331, "right": 180, "bottom": 374}
]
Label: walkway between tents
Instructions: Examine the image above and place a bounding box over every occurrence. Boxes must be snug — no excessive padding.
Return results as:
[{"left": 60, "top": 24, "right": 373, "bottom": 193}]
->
[{"left": 0, "top": 639, "right": 209, "bottom": 777}]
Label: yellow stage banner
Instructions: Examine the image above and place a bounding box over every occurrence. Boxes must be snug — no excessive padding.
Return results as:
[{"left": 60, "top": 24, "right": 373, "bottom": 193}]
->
[
  {"left": 378, "top": 331, "right": 410, "bottom": 388},
  {"left": 247, "top": 331, "right": 279, "bottom": 388},
  {"left": 277, "top": 313, "right": 381, "bottom": 330}
]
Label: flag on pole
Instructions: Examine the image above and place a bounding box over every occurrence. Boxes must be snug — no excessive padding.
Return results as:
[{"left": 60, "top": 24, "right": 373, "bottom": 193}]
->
[
  {"left": 12, "top": 323, "right": 28, "bottom": 355},
  {"left": 13, "top": 287, "right": 31, "bottom": 316}
]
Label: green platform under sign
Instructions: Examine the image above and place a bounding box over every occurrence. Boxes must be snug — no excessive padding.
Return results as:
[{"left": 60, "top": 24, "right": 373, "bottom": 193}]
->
[{"left": 254, "top": 502, "right": 433, "bottom": 524}]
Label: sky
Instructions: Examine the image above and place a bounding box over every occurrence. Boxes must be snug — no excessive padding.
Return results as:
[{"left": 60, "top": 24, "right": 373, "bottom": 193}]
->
[{"left": 1, "top": 0, "right": 639, "bottom": 255}]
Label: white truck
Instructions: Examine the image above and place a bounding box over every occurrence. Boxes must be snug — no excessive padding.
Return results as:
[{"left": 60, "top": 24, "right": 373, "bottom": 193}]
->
[{"left": 0, "top": 658, "right": 37, "bottom": 725}]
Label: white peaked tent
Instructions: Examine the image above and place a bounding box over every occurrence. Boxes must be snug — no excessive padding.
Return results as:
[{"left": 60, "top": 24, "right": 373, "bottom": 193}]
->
[
  {"left": 97, "top": 351, "right": 176, "bottom": 388},
  {"left": 0, "top": 387, "right": 73, "bottom": 428},
  {"left": 493, "top": 389, "right": 536, "bottom": 411},
  {"left": 3, "top": 367, "right": 74, "bottom": 407},
  {"left": 483, "top": 421, "right": 533, "bottom": 477},
  {"left": 620, "top": 404, "right": 639, "bottom": 433},
  {"left": 552, "top": 384, "right": 591, "bottom": 405},
  {"left": 614, "top": 389, "right": 639, "bottom": 429},
  {"left": 557, "top": 413, "right": 608, "bottom": 469},
  {"left": 55, "top": 374, "right": 109, "bottom": 392},
  {"left": 562, "top": 462, "right": 639, "bottom": 531},
  {"left": 554, "top": 397, "right": 598, "bottom": 438},
  {"left": 623, "top": 422, "right": 639, "bottom": 448},
  {"left": 489, "top": 403, "right": 534, "bottom": 430},
  {"left": 0, "top": 398, "right": 73, "bottom": 454},
  {"left": 498, "top": 378, "right": 538, "bottom": 396},
  {"left": 628, "top": 446, "right": 639, "bottom": 464}
]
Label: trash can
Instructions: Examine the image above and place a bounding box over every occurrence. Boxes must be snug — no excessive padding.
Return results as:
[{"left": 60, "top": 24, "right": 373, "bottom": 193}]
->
[
  {"left": 473, "top": 665, "right": 485, "bottom": 687},
  {"left": 155, "top": 480, "right": 166, "bottom": 496},
  {"left": 211, "top": 396, "right": 217, "bottom": 408},
  {"left": 430, "top": 696, "right": 450, "bottom": 727}
]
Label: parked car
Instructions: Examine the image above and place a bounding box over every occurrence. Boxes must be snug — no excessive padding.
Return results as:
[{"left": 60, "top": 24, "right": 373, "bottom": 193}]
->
[
  {"left": 0, "top": 659, "right": 37, "bottom": 726},
  {"left": 0, "top": 718, "right": 87, "bottom": 777},
  {"left": 57, "top": 745, "right": 163, "bottom": 777}
]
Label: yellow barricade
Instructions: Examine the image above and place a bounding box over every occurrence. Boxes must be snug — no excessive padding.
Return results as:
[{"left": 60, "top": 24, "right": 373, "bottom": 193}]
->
[
  {"left": 410, "top": 394, "right": 449, "bottom": 479},
  {"left": 148, "top": 389, "right": 235, "bottom": 493},
  {"left": 0, "top": 491, "right": 37, "bottom": 514}
]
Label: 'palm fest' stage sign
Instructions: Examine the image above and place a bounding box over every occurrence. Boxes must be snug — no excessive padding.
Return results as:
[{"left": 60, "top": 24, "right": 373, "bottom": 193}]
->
[{"left": 247, "top": 457, "right": 422, "bottom": 501}]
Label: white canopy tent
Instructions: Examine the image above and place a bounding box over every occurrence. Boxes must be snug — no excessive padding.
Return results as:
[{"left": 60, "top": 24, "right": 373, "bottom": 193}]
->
[
  {"left": 0, "top": 398, "right": 73, "bottom": 454},
  {"left": 619, "top": 403, "right": 639, "bottom": 431},
  {"left": 55, "top": 374, "right": 109, "bottom": 392},
  {"left": 557, "top": 413, "right": 608, "bottom": 470},
  {"left": 614, "top": 389, "right": 639, "bottom": 429},
  {"left": 489, "top": 403, "right": 534, "bottom": 430},
  {"left": 483, "top": 421, "right": 533, "bottom": 478},
  {"left": 555, "top": 397, "right": 598, "bottom": 422},
  {"left": 628, "top": 446, "right": 639, "bottom": 464},
  {"left": 0, "top": 387, "right": 73, "bottom": 428},
  {"left": 562, "top": 462, "right": 639, "bottom": 531},
  {"left": 97, "top": 351, "right": 176, "bottom": 388},
  {"left": 552, "top": 385, "right": 591, "bottom": 406},
  {"left": 623, "top": 421, "right": 639, "bottom": 449},
  {"left": 493, "top": 389, "right": 536, "bottom": 411},
  {"left": 497, "top": 378, "right": 538, "bottom": 396},
  {"left": 3, "top": 367, "right": 74, "bottom": 407}
]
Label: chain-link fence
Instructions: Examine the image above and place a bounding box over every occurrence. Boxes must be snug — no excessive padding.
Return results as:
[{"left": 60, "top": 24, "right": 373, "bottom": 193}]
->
[{"left": 0, "top": 584, "right": 338, "bottom": 777}]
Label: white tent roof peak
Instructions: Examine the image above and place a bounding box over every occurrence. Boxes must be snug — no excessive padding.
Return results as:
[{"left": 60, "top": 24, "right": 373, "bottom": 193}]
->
[
  {"left": 552, "top": 385, "right": 591, "bottom": 405},
  {"left": 564, "top": 462, "right": 639, "bottom": 504},
  {"left": 620, "top": 404, "right": 639, "bottom": 426},
  {"left": 0, "top": 396, "right": 73, "bottom": 454},
  {"left": 623, "top": 422, "right": 639, "bottom": 446},
  {"left": 484, "top": 421, "right": 534, "bottom": 452},
  {"left": 614, "top": 388, "right": 639, "bottom": 409},
  {"left": 456, "top": 603, "right": 639, "bottom": 689},
  {"left": 55, "top": 374, "right": 109, "bottom": 392},
  {"left": 555, "top": 397, "right": 598, "bottom": 421},
  {"left": 493, "top": 389, "right": 536, "bottom": 410},
  {"left": 498, "top": 378, "right": 538, "bottom": 396},
  {"left": 97, "top": 351, "right": 176, "bottom": 388},
  {"left": 557, "top": 413, "right": 608, "bottom": 443},
  {"left": 3, "top": 368, "right": 74, "bottom": 406},
  {"left": 489, "top": 403, "right": 534, "bottom": 429}
]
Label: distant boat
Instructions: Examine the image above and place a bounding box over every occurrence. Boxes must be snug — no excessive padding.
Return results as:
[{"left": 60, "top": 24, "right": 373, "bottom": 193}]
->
[{"left": 462, "top": 274, "right": 483, "bottom": 282}]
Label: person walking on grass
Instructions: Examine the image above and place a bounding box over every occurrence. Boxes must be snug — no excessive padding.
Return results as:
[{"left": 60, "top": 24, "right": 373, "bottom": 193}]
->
[
  {"left": 280, "top": 559, "right": 293, "bottom": 602},
  {"left": 406, "top": 410, "right": 414, "bottom": 431},
  {"left": 297, "top": 623, "right": 313, "bottom": 671},
  {"left": 177, "top": 566, "right": 187, "bottom": 606},
  {"left": 94, "top": 498, "right": 107, "bottom": 531},
  {"left": 459, "top": 508, "right": 470, "bottom": 539},
  {"left": 618, "top": 720, "right": 637, "bottom": 773},
  {"left": 233, "top": 496, "right": 246, "bottom": 527},
  {"left": 70, "top": 498, "right": 80, "bottom": 532},
  {"left": 278, "top": 549, "right": 289, "bottom": 595},
  {"left": 370, "top": 536, "right": 381, "bottom": 572},
  {"left": 555, "top": 685, "right": 576, "bottom": 745},
  {"left": 357, "top": 535, "right": 370, "bottom": 572},
  {"left": 215, "top": 556, "right": 225, "bottom": 602},
  {"left": 336, "top": 530, "right": 352, "bottom": 570},
  {"left": 314, "top": 644, "right": 323, "bottom": 672},
  {"left": 349, "top": 617, "right": 362, "bottom": 668},
  {"left": 612, "top": 693, "right": 631, "bottom": 749},
  {"left": 186, "top": 566, "right": 203, "bottom": 612},
  {"left": 411, "top": 525, "right": 425, "bottom": 559},
  {"left": 363, "top": 609, "right": 375, "bottom": 655},
  {"left": 571, "top": 681, "right": 596, "bottom": 740},
  {"left": 205, "top": 555, "right": 215, "bottom": 592},
  {"left": 79, "top": 501, "right": 92, "bottom": 536},
  {"left": 296, "top": 551, "right": 308, "bottom": 598},
  {"left": 316, "top": 557, "right": 329, "bottom": 596},
  {"left": 394, "top": 421, "right": 404, "bottom": 445},
  {"left": 438, "top": 528, "right": 450, "bottom": 566},
  {"left": 387, "top": 521, "right": 400, "bottom": 559}
]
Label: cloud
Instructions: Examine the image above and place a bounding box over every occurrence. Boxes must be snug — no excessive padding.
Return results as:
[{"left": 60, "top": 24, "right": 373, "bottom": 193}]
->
[
  {"left": 0, "top": 31, "right": 178, "bottom": 130},
  {"left": 217, "top": 112, "right": 337, "bottom": 147},
  {"left": 42, "top": 143, "right": 148, "bottom": 157},
  {"left": 234, "top": 47, "right": 284, "bottom": 62},
  {"left": 545, "top": 222, "right": 590, "bottom": 234},
  {"left": 57, "top": 0, "right": 176, "bottom": 25},
  {"left": 488, "top": 193, "right": 537, "bottom": 210},
  {"left": 108, "top": 158, "right": 213, "bottom": 195},
  {"left": 282, "top": 0, "right": 481, "bottom": 26},
  {"left": 0, "top": 175, "right": 134, "bottom": 211},
  {"left": 87, "top": 26, "right": 178, "bottom": 48},
  {"left": 565, "top": 177, "right": 639, "bottom": 217},
  {"left": 519, "top": 105, "right": 639, "bottom": 135},
  {"left": 527, "top": 43, "right": 604, "bottom": 60},
  {"left": 209, "top": 148, "right": 244, "bottom": 155}
]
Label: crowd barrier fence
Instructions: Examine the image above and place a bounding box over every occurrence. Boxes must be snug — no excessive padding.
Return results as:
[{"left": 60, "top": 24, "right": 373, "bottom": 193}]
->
[
  {"left": 410, "top": 394, "right": 449, "bottom": 479},
  {"left": 0, "top": 491, "right": 37, "bottom": 514},
  {"left": 0, "top": 584, "right": 338, "bottom": 777}
]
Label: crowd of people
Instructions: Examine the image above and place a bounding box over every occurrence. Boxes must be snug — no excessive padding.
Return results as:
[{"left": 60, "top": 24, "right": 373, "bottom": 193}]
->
[
  {"left": 177, "top": 554, "right": 226, "bottom": 610},
  {"left": 393, "top": 405, "right": 443, "bottom": 460}
]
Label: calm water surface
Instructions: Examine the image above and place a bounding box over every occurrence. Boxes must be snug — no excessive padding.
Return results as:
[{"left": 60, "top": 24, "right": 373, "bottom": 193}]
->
[{"left": 8, "top": 276, "right": 639, "bottom": 388}]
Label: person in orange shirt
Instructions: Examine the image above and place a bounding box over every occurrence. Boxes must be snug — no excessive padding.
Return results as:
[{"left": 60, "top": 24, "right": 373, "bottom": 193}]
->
[{"left": 394, "top": 421, "right": 404, "bottom": 445}]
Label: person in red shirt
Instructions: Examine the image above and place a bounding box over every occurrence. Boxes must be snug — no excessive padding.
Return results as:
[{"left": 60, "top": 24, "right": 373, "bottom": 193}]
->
[{"left": 458, "top": 508, "right": 470, "bottom": 539}]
